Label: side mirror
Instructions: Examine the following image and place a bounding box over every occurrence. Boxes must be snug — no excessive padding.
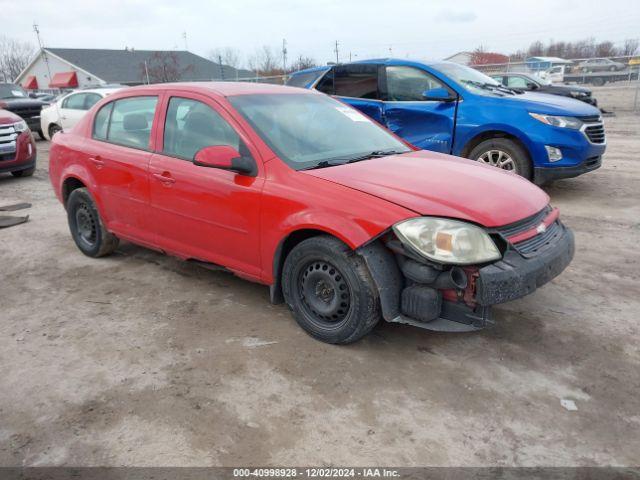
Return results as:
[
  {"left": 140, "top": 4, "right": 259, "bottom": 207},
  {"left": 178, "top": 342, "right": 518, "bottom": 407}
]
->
[
  {"left": 194, "top": 145, "right": 256, "bottom": 176},
  {"left": 421, "top": 87, "right": 455, "bottom": 102}
]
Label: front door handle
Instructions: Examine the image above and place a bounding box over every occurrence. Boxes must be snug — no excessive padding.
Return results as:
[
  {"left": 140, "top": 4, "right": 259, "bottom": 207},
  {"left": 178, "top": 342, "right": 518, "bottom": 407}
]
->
[
  {"left": 153, "top": 172, "right": 176, "bottom": 185},
  {"left": 89, "top": 156, "right": 104, "bottom": 169}
]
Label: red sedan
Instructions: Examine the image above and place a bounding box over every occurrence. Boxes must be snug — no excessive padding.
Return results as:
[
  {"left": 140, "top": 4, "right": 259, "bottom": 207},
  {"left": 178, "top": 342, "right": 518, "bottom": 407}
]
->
[{"left": 49, "top": 83, "right": 574, "bottom": 344}]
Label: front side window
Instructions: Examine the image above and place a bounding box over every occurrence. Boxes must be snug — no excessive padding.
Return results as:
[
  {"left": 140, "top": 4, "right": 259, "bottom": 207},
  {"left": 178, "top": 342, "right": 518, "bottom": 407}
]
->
[
  {"left": 85, "top": 93, "right": 102, "bottom": 110},
  {"left": 333, "top": 65, "right": 379, "bottom": 99},
  {"left": 163, "top": 97, "right": 240, "bottom": 160},
  {"left": 93, "top": 96, "right": 157, "bottom": 150},
  {"left": 385, "top": 66, "right": 445, "bottom": 101},
  {"left": 229, "top": 93, "right": 410, "bottom": 170}
]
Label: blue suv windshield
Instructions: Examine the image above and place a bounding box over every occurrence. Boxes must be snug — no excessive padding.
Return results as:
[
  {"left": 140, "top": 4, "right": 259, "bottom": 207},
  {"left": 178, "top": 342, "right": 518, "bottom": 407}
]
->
[{"left": 435, "top": 63, "right": 507, "bottom": 96}]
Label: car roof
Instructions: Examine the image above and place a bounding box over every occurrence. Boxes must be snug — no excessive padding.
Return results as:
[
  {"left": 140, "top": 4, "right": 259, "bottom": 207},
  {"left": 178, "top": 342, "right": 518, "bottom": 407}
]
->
[
  {"left": 115, "top": 82, "right": 314, "bottom": 97},
  {"left": 291, "top": 58, "right": 460, "bottom": 76}
]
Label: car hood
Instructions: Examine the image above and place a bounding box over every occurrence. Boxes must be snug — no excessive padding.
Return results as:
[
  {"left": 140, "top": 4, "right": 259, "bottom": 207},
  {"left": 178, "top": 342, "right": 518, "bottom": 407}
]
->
[
  {"left": 0, "top": 98, "right": 46, "bottom": 108},
  {"left": 501, "top": 90, "right": 599, "bottom": 116},
  {"left": 302, "top": 150, "right": 549, "bottom": 228},
  {"left": 0, "top": 109, "right": 22, "bottom": 125}
]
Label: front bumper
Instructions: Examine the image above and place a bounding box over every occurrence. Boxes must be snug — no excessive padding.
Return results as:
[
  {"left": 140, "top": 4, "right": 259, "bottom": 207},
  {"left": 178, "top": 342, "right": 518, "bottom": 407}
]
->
[
  {"left": 476, "top": 225, "right": 575, "bottom": 305},
  {"left": 359, "top": 221, "right": 575, "bottom": 332},
  {"left": 534, "top": 155, "right": 602, "bottom": 184}
]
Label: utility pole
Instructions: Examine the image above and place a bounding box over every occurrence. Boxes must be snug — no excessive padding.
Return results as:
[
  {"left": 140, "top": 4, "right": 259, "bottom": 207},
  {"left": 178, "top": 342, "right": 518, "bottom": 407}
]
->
[
  {"left": 334, "top": 40, "right": 340, "bottom": 64},
  {"left": 182, "top": 31, "right": 188, "bottom": 51},
  {"left": 33, "top": 23, "right": 53, "bottom": 89},
  {"left": 218, "top": 54, "right": 225, "bottom": 81},
  {"left": 282, "top": 39, "right": 288, "bottom": 74}
]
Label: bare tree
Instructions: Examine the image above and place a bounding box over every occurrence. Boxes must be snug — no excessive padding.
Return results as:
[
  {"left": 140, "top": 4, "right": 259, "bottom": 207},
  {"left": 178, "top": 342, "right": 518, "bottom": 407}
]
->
[
  {"left": 289, "top": 55, "right": 317, "bottom": 72},
  {"left": 139, "top": 52, "right": 194, "bottom": 83},
  {"left": 208, "top": 47, "right": 242, "bottom": 69},
  {"left": 247, "top": 46, "right": 281, "bottom": 76},
  {"left": 621, "top": 38, "right": 639, "bottom": 57},
  {"left": 0, "top": 36, "right": 35, "bottom": 83}
]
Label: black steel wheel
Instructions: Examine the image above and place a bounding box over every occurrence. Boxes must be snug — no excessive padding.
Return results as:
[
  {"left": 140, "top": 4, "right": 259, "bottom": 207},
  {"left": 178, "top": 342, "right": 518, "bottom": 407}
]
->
[
  {"left": 282, "top": 235, "right": 380, "bottom": 344},
  {"left": 67, "top": 187, "right": 119, "bottom": 257},
  {"left": 298, "top": 259, "right": 352, "bottom": 329}
]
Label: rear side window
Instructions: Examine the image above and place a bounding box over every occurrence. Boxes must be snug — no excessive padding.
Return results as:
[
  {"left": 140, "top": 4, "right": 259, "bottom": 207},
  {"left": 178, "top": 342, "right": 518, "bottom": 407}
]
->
[
  {"left": 93, "top": 102, "right": 113, "bottom": 140},
  {"left": 93, "top": 96, "right": 158, "bottom": 150},
  {"left": 286, "top": 70, "right": 328, "bottom": 88},
  {"left": 85, "top": 93, "right": 102, "bottom": 110},
  {"left": 333, "top": 65, "right": 379, "bottom": 99},
  {"left": 163, "top": 97, "right": 240, "bottom": 160}
]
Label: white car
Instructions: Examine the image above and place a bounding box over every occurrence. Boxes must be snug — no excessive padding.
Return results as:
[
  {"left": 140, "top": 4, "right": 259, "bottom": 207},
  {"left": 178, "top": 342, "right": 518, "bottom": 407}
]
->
[{"left": 40, "top": 87, "right": 121, "bottom": 140}]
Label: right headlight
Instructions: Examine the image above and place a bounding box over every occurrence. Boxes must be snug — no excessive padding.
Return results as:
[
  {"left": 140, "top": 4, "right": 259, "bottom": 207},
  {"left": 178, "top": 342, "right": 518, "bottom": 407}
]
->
[
  {"left": 529, "top": 113, "right": 583, "bottom": 130},
  {"left": 393, "top": 217, "right": 501, "bottom": 265},
  {"left": 13, "top": 120, "right": 28, "bottom": 133}
]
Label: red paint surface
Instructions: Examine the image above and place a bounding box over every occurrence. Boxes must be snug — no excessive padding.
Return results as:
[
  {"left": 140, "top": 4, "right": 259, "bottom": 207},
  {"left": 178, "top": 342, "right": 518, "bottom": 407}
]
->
[{"left": 49, "top": 83, "right": 554, "bottom": 286}]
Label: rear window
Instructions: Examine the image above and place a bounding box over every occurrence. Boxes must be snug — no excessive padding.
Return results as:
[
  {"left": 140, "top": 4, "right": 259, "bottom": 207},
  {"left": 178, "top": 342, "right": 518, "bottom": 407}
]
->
[{"left": 286, "top": 70, "right": 328, "bottom": 88}]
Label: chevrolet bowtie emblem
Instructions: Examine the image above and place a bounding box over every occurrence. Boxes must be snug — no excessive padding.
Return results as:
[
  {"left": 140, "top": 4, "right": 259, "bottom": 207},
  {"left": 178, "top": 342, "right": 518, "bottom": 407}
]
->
[{"left": 537, "top": 223, "right": 547, "bottom": 234}]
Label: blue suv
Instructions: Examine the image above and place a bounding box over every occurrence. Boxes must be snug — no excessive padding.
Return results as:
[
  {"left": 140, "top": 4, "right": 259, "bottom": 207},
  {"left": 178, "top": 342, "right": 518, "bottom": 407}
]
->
[{"left": 287, "top": 59, "right": 606, "bottom": 184}]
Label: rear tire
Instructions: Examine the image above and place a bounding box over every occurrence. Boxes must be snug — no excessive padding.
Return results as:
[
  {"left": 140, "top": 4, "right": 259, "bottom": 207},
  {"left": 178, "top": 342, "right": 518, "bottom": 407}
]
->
[
  {"left": 67, "top": 188, "right": 119, "bottom": 257},
  {"left": 468, "top": 138, "right": 532, "bottom": 180},
  {"left": 282, "top": 235, "right": 380, "bottom": 344},
  {"left": 11, "top": 167, "right": 35, "bottom": 177}
]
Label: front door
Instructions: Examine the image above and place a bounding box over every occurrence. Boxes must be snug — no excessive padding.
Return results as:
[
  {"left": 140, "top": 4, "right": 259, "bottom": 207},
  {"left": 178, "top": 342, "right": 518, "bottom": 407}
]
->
[
  {"left": 381, "top": 65, "right": 457, "bottom": 153},
  {"left": 59, "top": 92, "right": 102, "bottom": 131},
  {"left": 148, "top": 93, "right": 264, "bottom": 278}
]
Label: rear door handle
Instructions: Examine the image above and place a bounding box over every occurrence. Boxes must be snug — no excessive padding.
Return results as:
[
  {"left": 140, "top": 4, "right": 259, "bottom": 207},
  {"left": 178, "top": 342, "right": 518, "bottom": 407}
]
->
[
  {"left": 153, "top": 172, "right": 176, "bottom": 185},
  {"left": 89, "top": 156, "right": 104, "bottom": 169}
]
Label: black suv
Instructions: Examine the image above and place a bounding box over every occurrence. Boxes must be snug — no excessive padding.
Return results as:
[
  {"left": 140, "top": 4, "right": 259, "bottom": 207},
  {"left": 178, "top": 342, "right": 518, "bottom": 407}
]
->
[
  {"left": 0, "top": 83, "right": 46, "bottom": 139},
  {"left": 491, "top": 73, "right": 597, "bottom": 107}
]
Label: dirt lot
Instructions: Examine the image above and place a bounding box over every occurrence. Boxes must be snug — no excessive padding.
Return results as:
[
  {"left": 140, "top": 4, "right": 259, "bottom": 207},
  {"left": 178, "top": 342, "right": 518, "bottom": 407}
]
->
[{"left": 1, "top": 108, "right": 639, "bottom": 467}]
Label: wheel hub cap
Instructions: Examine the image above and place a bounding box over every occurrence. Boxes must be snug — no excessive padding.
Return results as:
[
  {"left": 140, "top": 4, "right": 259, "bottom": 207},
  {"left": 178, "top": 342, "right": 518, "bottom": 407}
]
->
[
  {"left": 477, "top": 149, "right": 517, "bottom": 172},
  {"left": 75, "top": 204, "right": 97, "bottom": 246},
  {"left": 299, "top": 261, "right": 350, "bottom": 323}
]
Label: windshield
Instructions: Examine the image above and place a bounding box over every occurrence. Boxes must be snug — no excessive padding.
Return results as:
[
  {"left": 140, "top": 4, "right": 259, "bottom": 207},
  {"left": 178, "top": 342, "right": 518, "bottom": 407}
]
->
[
  {"left": 229, "top": 93, "right": 410, "bottom": 170},
  {"left": 435, "top": 63, "right": 505, "bottom": 95},
  {"left": 0, "top": 84, "right": 28, "bottom": 99}
]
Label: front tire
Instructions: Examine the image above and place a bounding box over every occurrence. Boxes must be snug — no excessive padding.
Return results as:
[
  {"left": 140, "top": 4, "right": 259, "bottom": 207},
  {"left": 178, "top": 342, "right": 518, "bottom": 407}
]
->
[
  {"left": 67, "top": 188, "right": 119, "bottom": 257},
  {"left": 37, "top": 129, "right": 46, "bottom": 141},
  {"left": 468, "top": 138, "right": 532, "bottom": 179},
  {"left": 282, "top": 236, "right": 380, "bottom": 344}
]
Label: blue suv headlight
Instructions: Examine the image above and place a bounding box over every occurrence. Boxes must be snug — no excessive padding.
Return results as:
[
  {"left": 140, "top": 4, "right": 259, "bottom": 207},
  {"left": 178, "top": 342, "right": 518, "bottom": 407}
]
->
[{"left": 529, "top": 113, "right": 583, "bottom": 130}]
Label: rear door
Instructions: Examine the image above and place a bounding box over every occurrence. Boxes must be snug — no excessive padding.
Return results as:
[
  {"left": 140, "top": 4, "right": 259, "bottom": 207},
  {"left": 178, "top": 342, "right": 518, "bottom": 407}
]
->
[
  {"left": 380, "top": 65, "right": 457, "bottom": 153},
  {"left": 59, "top": 93, "right": 89, "bottom": 130},
  {"left": 83, "top": 94, "right": 160, "bottom": 244},
  {"left": 325, "top": 64, "right": 385, "bottom": 124}
]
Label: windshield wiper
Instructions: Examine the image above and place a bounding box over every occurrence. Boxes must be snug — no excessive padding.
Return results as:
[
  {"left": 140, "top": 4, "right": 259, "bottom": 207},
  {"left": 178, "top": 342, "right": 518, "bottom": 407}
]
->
[
  {"left": 299, "top": 149, "right": 407, "bottom": 171},
  {"left": 463, "top": 80, "right": 516, "bottom": 95},
  {"left": 345, "top": 149, "right": 408, "bottom": 164}
]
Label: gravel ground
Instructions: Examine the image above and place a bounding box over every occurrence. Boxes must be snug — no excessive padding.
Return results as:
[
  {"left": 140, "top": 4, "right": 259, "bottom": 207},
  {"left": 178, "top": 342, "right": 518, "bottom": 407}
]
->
[{"left": 0, "top": 109, "right": 638, "bottom": 467}]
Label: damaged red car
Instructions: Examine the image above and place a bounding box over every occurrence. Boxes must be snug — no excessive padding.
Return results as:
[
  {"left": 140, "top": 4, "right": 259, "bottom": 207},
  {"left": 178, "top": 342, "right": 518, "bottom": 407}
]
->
[{"left": 49, "top": 83, "right": 574, "bottom": 344}]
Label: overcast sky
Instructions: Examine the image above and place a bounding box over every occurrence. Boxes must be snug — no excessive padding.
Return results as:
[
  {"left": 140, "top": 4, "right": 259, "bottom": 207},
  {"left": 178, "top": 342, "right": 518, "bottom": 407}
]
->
[{"left": 2, "top": 0, "right": 639, "bottom": 66}]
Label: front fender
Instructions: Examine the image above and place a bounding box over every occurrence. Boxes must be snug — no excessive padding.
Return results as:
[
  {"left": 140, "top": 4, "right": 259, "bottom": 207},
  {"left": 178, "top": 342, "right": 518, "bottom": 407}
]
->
[{"left": 453, "top": 123, "right": 536, "bottom": 159}]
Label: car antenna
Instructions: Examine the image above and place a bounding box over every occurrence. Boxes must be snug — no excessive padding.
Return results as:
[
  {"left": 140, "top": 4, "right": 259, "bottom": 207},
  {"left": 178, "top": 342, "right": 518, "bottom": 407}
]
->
[{"left": 33, "top": 22, "right": 64, "bottom": 134}]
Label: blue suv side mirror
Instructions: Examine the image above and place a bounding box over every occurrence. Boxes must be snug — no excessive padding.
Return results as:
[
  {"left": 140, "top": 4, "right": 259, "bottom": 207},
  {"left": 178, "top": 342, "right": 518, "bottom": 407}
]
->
[{"left": 422, "top": 87, "right": 455, "bottom": 102}]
